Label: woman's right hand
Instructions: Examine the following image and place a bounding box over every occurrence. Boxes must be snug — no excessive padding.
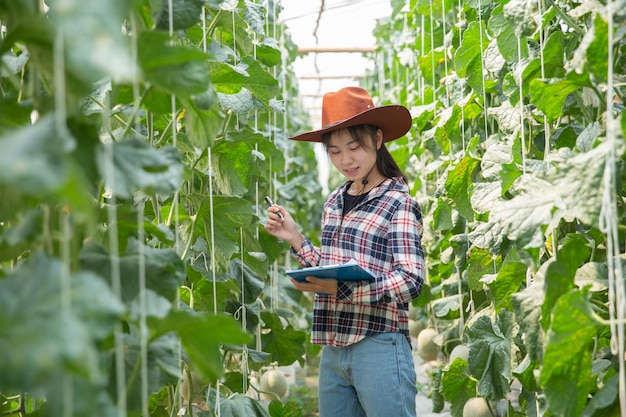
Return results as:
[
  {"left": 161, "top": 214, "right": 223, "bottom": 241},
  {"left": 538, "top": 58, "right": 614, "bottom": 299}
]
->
[{"left": 264, "top": 205, "right": 304, "bottom": 251}]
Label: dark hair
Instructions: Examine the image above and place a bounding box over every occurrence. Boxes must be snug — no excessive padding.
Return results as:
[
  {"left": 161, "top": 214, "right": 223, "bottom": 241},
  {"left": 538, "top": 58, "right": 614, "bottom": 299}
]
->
[{"left": 322, "top": 124, "right": 407, "bottom": 183}]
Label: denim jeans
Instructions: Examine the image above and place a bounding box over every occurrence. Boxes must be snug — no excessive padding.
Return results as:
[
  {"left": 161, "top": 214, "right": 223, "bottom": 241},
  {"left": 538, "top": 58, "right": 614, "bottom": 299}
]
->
[{"left": 318, "top": 332, "right": 418, "bottom": 417}]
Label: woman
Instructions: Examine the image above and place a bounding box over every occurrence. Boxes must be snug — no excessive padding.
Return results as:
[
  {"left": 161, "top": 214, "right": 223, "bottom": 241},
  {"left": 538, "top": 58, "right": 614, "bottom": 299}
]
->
[{"left": 264, "top": 86, "right": 424, "bottom": 417}]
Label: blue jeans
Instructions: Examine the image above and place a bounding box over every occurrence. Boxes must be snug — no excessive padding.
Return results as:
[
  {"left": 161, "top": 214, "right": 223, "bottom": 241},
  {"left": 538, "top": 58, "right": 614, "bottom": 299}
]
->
[{"left": 318, "top": 332, "right": 417, "bottom": 417}]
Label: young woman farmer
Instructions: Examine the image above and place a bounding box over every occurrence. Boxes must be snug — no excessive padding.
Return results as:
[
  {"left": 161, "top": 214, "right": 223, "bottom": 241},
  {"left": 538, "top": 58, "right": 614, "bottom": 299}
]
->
[{"left": 264, "top": 86, "right": 424, "bottom": 417}]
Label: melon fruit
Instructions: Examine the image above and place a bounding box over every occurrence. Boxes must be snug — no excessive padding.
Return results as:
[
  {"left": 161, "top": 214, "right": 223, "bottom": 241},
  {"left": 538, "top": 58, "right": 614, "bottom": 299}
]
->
[
  {"left": 416, "top": 328, "right": 439, "bottom": 361},
  {"left": 409, "top": 319, "right": 427, "bottom": 338},
  {"left": 462, "top": 397, "right": 493, "bottom": 417},
  {"left": 260, "top": 369, "right": 288, "bottom": 400},
  {"left": 449, "top": 343, "right": 469, "bottom": 363}
]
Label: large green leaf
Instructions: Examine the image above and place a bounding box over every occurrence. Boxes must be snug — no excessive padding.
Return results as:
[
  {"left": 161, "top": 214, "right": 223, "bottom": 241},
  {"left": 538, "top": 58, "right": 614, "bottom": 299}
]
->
[
  {"left": 210, "top": 56, "right": 279, "bottom": 106},
  {"left": 441, "top": 359, "right": 478, "bottom": 417},
  {"left": 529, "top": 70, "right": 592, "bottom": 122},
  {"left": 0, "top": 115, "right": 72, "bottom": 194},
  {"left": 47, "top": 0, "right": 134, "bottom": 83},
  {"left": 444, "top": 155, "right": 480, "bottom": 221},
  {"left": 584, "top": 14, "right": 609, "bottom": 84},
  {"left": 148, "top": 310, "right": 251, "bottom": 383},
  {"left": 96, "top": 138, "right": 184, "bottom": 199},
  {"left": 0, "top": 253, "right": 124, "bottom": 392},
  {"left": 192, "top": 195, "right": 254, "bottom": 272},
  {"left": 154, "top": 0, "right": 205, "bottom": 31},
  {"left": 455, "top": 21, "right": 497, "bottom": 94},
  {"left": 79, "top": 239, "right": 185, "bottom": 303},
  {"left": 540, "top": 289, "right": 602, "bottom": 417},
  {"left": 467, "top": 310, "right": 513, "bottom": 400},
  {"left": 260, "top": 311, "right": 307, "bottom": 367},
  {"left": 212, "top": 129, "right": 285, "bottom": 195},
  {"left": 138, "top": 31, "right": 211, "bottom": 97}
]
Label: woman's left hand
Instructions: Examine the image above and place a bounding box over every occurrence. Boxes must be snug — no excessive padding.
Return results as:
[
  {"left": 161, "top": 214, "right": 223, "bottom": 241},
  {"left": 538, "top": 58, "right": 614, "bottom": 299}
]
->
[{"left": 290, "top": 276, "right": 338, "bottom": 295}]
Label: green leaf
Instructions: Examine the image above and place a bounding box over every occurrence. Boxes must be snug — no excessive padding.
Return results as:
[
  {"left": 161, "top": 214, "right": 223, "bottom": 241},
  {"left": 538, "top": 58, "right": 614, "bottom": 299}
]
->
[
  {"left": 487, "top": 259, "right": 527, "bottom": 311},
  {"left": 138, "top": 31, "right": 211, "bottom": 97},
  {"left": 489, "top": 5, "right": 522, "bottom": 62},
  {"left": 79, "top": 239, "right": 185, "bottom": 303},
  {"left": 467, "top": 310, "right": 513, "bottom": 400},
  {"left": 213, "top": 391, "right": 270, "bottom": 417},
  {"left": 540, "top": 289, "right": 602, "bottom": 417},
  {"left": 511, "top": 284, "right": 544, "bottom": 362},
  {"left": 181, "top": 96, "right": 223, "bottom": 148},
  {"left": 522, "top": 31, "right": 566, "bottom": 88},
  {"left": 444, "top": 155, "right": 480, "bottom": 221},
  {"left": 149, "top": 310, "right": 251, "bottom": 383},
  {"left": 529, "top": 71, "right": 592, "bottom": 122},
  {"left": 192, "top": 195, "right": 254, "bottom": 272},
  {"left": 0, "top": 253, "right": 124, "bottom": 392},
  {"left": 268, "top": 399, "right": 304, "bottom": 417},
  {"left": 455, "top": 21, "right": 497, "bottom": 94},
  {"left": 441, "top": 359, "right": 478, "bottom": 417},
  {"left": 96, "top": 139, "right": 184, "bottom": 199},
  {"left": 210, "top": 56, "right": 279, "bottom": 106},
  {"left": 154, "top": 0, "right": 205, "bottom": 30},
  {"left": 433, "top": 198, "right": 454, "bottom": 231},
  {"left": 260, "top": 311, "right": 307, "bottom": 367},
  {"left": 212, "top": 129, "right": 285, "bottom": 195},
  {"left": 48, "top": 0, "right": 135, "bottom": 83},
  {"left": 0, "top": 115, "right": 72, "bottom": 195},
  {"left": 467, "top": 247, "right": 499, "bottom": 290},
  {"left": 585, "top": 15, "right": 609, "bottom": 84}
]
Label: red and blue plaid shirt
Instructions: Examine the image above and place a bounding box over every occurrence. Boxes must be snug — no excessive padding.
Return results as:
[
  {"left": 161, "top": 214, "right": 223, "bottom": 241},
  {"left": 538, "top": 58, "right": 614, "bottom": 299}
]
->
[{"left": 293, "top": 177, "right": 424, "bottom": 347}]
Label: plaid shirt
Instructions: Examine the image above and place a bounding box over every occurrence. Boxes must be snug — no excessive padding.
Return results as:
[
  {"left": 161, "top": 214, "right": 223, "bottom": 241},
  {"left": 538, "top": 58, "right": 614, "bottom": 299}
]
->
[{"left": 293, "top": 177, "right": 424, "bottom": 347}]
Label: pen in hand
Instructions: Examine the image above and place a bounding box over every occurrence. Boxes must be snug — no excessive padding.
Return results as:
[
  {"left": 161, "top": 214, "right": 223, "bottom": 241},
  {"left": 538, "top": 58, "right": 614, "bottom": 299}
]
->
[{"left": 264, "top": 196, "right": 284, "bottom": 220}]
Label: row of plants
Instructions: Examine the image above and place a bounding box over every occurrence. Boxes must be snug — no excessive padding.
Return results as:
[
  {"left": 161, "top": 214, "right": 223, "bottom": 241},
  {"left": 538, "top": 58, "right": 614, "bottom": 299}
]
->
[
  {"left": 369, "top": 0, "right": 625, "bottom": 416},
  {"left": 0, "top": 0, "right": 323, "bottom": 416}
]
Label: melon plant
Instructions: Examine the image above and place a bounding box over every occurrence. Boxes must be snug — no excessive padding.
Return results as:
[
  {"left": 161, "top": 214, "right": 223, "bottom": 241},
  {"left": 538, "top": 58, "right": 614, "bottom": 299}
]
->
[
  {"left": 369, "top": 0, "right": 626, "bottom": 416},
  {"left": 0, "top": 0, "right": 318, "bottom": 416}
]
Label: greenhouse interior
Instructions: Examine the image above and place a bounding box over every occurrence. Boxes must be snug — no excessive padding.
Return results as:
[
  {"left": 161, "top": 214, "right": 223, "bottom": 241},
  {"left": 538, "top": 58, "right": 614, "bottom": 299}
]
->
[{"left": 1, "top": 0, "right": 625, "bottom": 416}]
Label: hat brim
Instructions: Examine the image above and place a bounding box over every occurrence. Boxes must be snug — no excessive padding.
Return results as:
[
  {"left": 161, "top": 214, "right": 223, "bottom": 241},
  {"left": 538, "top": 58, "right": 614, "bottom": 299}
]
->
[{"left": 289, "top": 105, "right": 412, "bottom": 143}]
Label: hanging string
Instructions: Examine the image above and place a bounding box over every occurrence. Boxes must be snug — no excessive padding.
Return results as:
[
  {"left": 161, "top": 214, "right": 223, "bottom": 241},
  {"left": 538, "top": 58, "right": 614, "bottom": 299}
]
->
[
  {"left": 517, "top": 37, "right": 527, "bottom": 175},
  {"left": 421, "top": 15, "right": 426, "bottom": 103},
  {"left": 477, "top": 3, "right": 489, "bottom": 137},
  {"left": 601, "top": 0, "right": 626, "bottom": 413},
  {"left": 136, "top": 201, "right": 149, "bottom": 417},
  {"left": 536, "top": 0, "right": 550, "bottom": 160},
  {"left": 239, "top": 227, "right": 249, "bottom": 394},
  {"left": 206, "top": 146, "right": 221, "bottom": 415},
  {"left": 441, "top": 0, "right": 450, "bottom": 107}
]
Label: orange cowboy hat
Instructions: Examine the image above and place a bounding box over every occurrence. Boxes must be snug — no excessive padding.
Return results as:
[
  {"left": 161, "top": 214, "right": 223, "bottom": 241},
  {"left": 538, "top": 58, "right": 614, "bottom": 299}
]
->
[{"left": 289, "top": 86, "right": 412, "bottom": 143}]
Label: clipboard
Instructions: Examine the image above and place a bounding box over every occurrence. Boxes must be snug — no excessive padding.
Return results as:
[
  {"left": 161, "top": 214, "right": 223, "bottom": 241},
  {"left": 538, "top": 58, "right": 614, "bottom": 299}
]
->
[{"left": 285, "top": 259, "right": 376, "bottom": 282}]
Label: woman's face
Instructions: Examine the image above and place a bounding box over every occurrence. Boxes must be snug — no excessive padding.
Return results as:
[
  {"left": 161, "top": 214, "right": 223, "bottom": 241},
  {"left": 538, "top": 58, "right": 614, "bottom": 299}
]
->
[{"left": 326, "top": 128, "right": 382, "bottom": 183}]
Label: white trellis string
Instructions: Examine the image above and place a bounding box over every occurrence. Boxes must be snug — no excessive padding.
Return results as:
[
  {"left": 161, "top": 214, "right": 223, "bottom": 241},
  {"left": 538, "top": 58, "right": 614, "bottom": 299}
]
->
[
  {"left": 239, "top": 227, "right": 249, "bottom": 393},
  {"left": 137, "top": 200, "right": 149, "bottom": 417},
  {"left": 536, "top": 0, "right": 550, "bottom": 159},
  {"left": 517, "top": 37, "right": 527, "bottom": 175},
  {"left": 206, "top": 146, "right": 221, "bottom": 415},
  {"left": 602, "top": 0, "right": 626, "bottom": 413},
  {"left": 477, "top": 3, "right": 489, "bottom": 137},
  {"left": 441, "top": 0, "right": 450, "bottom": 107},
  {"left": 429, "top": 1, "right": 436, "bottom": 91},
  {"left": 102, "top": 83, "right": 128, "bottom": 417},
  {"left": 420, "top": 15, "right": 426, "bottom": 103},
  {"left": 60, "top": 210, "right": 73, "bottom": 417},
  {"left": 165, "top": 0, "right": 184, "bottom": 414}
]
